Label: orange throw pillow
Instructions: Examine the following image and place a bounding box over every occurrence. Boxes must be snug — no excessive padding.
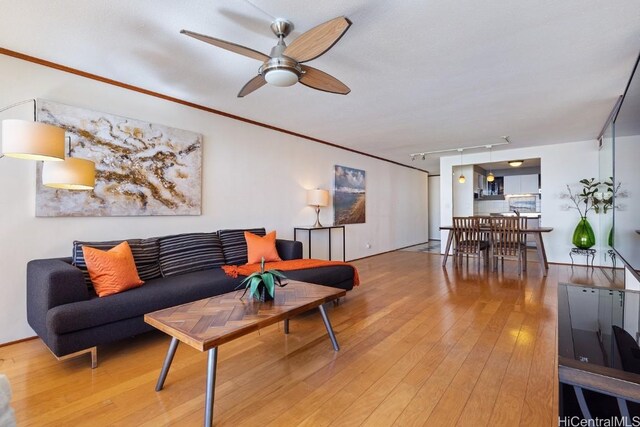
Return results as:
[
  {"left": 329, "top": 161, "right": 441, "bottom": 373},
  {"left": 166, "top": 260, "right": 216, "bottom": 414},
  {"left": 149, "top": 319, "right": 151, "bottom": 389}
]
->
[
  {"left": 82, "top": 241, "right": 144, "bottom": 297},
  {"left": 245, "top": 230, "right": 282, "bottom": 264}
]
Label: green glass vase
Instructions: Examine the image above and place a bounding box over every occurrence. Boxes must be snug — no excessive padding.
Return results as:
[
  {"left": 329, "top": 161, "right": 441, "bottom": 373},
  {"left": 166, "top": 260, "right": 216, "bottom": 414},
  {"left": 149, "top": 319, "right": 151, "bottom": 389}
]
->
[{"left": 572, "top": 217, "right": 596, "bottom": 249}]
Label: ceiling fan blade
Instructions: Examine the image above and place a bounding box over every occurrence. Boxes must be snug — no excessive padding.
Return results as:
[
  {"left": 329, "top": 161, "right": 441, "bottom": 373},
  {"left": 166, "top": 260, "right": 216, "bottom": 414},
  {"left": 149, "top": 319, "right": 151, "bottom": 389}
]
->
[
  {"left": 283, "top": 17, "right": 352, "bottom": 63},
  {"left": 181, "top": 29, "right": 270, "bottom": 62},
  {"left": 299, "top": 66, "right": 350, "bottom": 95},
  {"left": 237, "top": 75, "right": 267, "bottom": 97}
]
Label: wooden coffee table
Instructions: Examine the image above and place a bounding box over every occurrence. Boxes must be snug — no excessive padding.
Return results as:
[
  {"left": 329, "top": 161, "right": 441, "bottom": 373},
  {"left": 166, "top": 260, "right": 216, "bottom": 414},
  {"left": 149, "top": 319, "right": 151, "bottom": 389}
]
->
[{"left": 144, "top": 280, "right": 346, "bottom": 427}]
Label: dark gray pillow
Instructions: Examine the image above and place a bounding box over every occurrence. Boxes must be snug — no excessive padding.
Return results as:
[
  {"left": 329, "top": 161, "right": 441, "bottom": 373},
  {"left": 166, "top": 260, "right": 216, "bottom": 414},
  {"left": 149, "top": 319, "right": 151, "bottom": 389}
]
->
[
  {"left": 72, "top": 238, "right": 161, "bottom": 291},
  {"left": 158, "top": 233, "right": 225, "bottom": 277},
  {"left": 218, "top": 228, "right": 266, "bottom": 265}
]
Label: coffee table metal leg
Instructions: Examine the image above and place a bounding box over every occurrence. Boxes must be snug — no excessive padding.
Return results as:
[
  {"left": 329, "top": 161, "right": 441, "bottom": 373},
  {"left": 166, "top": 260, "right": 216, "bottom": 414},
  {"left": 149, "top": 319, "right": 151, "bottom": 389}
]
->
[
  {"left": 318, "top": 304, "right": 340, "bottom": 351},
  {"left": 205, "top": 347, "right": 218, "bottom": 427},
  {"left": 155, "top": 337, "right": 179, "bottom": 391},
  {"left": 284, "top": 318, "right": 290, "bottom": 334}
]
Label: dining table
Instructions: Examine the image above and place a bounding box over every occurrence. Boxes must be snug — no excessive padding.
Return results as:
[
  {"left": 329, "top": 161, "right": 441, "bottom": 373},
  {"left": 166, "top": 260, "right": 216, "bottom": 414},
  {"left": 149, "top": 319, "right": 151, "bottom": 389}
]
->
[{"left": 439, "top": 223, "right": 554, "bottom": 276}]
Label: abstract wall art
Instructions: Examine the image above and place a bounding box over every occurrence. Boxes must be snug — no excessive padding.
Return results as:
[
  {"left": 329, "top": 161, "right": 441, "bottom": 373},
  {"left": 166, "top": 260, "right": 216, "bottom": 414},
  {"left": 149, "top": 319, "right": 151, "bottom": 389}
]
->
[
  {"left": 333, "top": 165, "right": 366, "bottom": 225},
  {"left": 35, "top": 100, "right": 203, "bottom": 217}
]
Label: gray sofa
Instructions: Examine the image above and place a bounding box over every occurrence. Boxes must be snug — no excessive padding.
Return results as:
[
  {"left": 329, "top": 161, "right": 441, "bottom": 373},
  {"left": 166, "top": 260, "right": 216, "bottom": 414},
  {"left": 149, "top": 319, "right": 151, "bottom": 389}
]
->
[{"left": 26, "top": 228, "right": 355, "bottom": 367}]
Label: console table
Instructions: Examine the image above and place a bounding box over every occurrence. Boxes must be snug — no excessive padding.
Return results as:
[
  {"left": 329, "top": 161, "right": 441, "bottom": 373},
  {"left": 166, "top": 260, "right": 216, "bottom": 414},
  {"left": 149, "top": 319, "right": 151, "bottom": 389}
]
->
[
  {"left": 294, "top": 225, "right": 346, "bottom": 261},
  {"left": 569, "top": 248, "right": 596, "bottom": 268}
]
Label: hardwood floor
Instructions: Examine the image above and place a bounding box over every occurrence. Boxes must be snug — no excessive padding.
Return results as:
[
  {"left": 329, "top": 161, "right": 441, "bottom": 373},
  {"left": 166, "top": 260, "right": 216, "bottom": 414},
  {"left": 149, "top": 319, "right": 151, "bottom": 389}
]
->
[{"left": 0, "top": 251, "right": 620, "bottom": 426}]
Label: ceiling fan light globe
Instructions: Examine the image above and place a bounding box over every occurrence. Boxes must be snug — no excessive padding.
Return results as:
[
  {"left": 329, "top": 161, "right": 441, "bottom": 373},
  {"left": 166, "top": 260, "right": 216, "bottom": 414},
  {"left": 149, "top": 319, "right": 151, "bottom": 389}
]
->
[{"left": 264, "top": 69, "right": 298, "bottom": 87}]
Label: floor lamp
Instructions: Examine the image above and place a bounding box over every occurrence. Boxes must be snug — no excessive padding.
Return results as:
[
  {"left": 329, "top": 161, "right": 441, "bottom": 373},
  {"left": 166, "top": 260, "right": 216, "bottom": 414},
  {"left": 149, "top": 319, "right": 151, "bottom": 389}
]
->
[{"left": 1, "top": 99, "right": 95, "bottom": 190}]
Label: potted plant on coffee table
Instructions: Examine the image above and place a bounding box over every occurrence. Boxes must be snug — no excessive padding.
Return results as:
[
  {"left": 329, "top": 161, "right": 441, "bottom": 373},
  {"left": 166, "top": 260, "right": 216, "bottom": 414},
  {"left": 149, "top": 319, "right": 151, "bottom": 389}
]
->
[{"left": 236, "top": 257, "right": 288, "bottom": 302}]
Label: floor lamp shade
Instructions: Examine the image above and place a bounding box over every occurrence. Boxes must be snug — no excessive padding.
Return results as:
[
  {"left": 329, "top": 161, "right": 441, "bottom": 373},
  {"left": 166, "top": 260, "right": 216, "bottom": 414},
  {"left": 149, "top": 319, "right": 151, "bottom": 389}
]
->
[
  {"left": 307, "top": 189, "right": 329, "bottom": 207},
  {"left": 42, "top": 157, "right": 96, "bottom": 190},
  {"left": 1, "top": 119, "right": 66, "bottom": 161}
]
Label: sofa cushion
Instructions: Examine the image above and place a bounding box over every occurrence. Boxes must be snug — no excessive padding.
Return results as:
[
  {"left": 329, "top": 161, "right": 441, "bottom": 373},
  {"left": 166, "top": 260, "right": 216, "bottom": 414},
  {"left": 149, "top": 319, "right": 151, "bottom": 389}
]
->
[
  {"left": 245, "top": 230, "right": 281, "bottom": 264},
  {"left": 219, "top": 228, "right": 265, "bottom": 265},
  {"left": 83, "top": 242, "right": 144, "bottom": 297},
  {"left": 73, "top": 238, "right": 161, "bottom": 290},
  {"left": 47, "top": 269, "right": 243, "bottom": 334},
  {"left": 158, "top": 233, "right": 225, "bottom": 277},
  {"left": 283, "top": 265, "right": 355, "bottom": 291}
]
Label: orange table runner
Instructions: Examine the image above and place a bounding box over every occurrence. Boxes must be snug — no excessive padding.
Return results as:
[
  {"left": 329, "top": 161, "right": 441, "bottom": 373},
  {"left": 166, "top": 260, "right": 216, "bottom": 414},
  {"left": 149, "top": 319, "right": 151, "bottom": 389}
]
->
[{"left": 222, "top": 259, "right": 360, "bottom": 286}]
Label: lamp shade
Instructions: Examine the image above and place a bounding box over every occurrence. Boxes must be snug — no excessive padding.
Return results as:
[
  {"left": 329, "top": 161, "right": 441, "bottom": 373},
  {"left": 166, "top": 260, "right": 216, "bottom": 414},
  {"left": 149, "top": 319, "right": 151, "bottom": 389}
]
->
[
  {"left": 42, "top": 157, "right": 96, "bottom": 190},
  {"left": 1, "top": 119, "right": 66, "bottom": 161},
  {"left": 307, "top": 189, "right": 329, "bottom": 207}
]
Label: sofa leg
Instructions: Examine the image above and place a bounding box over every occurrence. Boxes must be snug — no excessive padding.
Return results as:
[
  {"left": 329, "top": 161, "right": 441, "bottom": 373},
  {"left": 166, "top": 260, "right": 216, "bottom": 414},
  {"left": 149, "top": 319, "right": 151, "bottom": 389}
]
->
[
  {"left": 90, "top": 347, "right": 97, "bottom": 369},
  {"left": 51, "top": 347, "right": 98, "bottom": 368}
]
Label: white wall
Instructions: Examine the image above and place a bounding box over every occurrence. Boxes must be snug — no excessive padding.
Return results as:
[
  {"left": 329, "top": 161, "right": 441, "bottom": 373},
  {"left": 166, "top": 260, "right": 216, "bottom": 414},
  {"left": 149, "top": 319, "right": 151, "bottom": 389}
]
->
[
  {"left": 626, "top": 269, "right": 640, "bottom": 291},
  {"left": 452, "top": 165, "right": 475, "bottom": 216},
  {"left": 440, "top": 140, "right": 600, "bottom": 263},
  {"left": 428, "top": 176, "right": 440, "bottom": 239},
  {"left": 0, "top": 55, "right": 429, "bottom": 343}
]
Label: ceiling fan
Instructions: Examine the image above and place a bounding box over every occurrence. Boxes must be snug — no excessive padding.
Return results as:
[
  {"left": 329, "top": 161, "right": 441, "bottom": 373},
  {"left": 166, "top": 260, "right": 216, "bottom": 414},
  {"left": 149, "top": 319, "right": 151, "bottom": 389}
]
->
[{"left": 181, "top": 16, "right": 352, "bottom": 97}]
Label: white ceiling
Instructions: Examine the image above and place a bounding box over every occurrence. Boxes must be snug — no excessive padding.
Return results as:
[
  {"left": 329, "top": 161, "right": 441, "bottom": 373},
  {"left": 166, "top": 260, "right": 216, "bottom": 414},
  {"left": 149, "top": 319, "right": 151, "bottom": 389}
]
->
[{"left": 0, "top": 0, "right": 638, "bottom": 173}]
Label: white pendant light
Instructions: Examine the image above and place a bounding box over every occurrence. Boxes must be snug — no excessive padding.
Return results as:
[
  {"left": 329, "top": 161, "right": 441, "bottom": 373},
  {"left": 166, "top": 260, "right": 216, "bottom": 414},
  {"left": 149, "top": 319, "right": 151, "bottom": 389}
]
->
[
  {"left": 1, "top": 119, "right": 65, "bottom": 161},
  {"left": 42, "top": 157, "right": 96, "bottom": 190},
  {"left": 457, "top": 149, "right": 465, "bottom": 184},
  {"left": 487, "top": 145, "right": 495, "bottom": 182}
]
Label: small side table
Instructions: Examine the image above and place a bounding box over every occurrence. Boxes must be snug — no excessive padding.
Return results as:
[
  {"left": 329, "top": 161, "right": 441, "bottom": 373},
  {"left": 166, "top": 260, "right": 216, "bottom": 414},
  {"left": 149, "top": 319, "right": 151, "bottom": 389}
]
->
[
  {"left": 294, "top": 225, "right": 346, "bottom": 261},
  {"left": 606, "top": 249, "right": 617, "bottom": 269},
  {"left": 569, "top": 248, "right": 596, "bottom": 268}
]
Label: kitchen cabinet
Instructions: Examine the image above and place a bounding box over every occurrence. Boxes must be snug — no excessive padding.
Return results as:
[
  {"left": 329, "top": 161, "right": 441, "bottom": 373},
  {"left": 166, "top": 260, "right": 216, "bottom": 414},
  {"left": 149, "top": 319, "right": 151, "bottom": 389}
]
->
[
  {"left": 504, "top": 174, "right": 539, "bottom": 195},
  {"left": 521, "top": 174, "right": 539, "bottom": 194},
  {"left": 503, "top": 175, "right": 520, "bottom": 194}
]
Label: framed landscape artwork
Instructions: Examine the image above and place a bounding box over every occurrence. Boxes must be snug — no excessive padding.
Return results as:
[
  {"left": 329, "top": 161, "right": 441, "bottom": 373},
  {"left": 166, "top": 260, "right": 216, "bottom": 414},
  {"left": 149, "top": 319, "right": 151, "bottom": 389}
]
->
[
  {"left": 333, "top": 165, "right": 366, "bottom": 225},
  {"left": 35, "top": 100, "right": 203, "bottom": 217}
]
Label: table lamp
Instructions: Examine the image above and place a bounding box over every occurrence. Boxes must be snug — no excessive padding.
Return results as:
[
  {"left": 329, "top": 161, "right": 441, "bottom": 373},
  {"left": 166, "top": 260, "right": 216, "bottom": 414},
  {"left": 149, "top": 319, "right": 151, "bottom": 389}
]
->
[{"left": 307, "top": 189, "right": 329, "bottom": 228}]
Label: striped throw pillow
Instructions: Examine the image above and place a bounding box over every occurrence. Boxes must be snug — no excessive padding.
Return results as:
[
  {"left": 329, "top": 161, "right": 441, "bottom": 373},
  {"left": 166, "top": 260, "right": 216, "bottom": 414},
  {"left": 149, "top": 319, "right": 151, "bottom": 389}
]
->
[
  {"left": 158, "top": 233, "right": 225, "bottom": 277},
  {"left": 218, "top": 228, "right": 266, "bottom": 265},
  {"left": 72, "top": 238, "right": 161, "bottom": 291}
]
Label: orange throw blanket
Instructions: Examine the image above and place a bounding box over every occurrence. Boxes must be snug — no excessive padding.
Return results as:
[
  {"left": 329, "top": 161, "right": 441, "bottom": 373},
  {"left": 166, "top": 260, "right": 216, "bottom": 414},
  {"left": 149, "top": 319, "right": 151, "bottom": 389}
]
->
[{"left": 222, "top": 259, "right": 360, "bottom": 286}]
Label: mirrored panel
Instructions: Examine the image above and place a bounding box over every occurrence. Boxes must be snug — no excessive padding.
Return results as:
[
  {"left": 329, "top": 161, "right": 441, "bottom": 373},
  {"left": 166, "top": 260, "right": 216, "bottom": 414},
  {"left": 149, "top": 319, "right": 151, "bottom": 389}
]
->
[{"left": 613, "top": 54, "right": 640, "bottom": 279}]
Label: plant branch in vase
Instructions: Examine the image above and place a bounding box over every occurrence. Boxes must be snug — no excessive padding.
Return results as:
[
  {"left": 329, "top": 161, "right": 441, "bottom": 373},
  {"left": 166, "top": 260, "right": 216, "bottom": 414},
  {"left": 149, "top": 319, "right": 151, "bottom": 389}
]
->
[
  {"left": 593, "top": 177, "right": 628, "bottom": 246},
  {"left": 560, "top": 178, "right": 600, "bottom": 249}
]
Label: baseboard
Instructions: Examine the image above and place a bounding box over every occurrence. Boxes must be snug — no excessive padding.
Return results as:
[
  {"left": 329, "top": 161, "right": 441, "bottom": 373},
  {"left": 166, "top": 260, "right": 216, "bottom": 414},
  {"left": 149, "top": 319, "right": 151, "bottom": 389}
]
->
[
  {"left": 349, "top": 241, "right": 429, "bottom": 262},
  {"left": 548, "top": 261, "right": 624, "bottom": 270},
  {"left": 0, "top": 336, "right": 37, "bottom": 348}
]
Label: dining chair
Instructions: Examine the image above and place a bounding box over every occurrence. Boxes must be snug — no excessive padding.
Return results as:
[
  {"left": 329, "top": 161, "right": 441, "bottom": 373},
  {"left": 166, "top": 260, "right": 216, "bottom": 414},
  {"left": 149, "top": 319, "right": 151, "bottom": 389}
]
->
[
  {"left": 490, "top": 216, "right": 527, "bottom": 276},
  {"left": 452, "top": 217, "right": 490, "bottom": 272},
  {"left": 518, "top": 216, "right": 528, "bottom": 271}
]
